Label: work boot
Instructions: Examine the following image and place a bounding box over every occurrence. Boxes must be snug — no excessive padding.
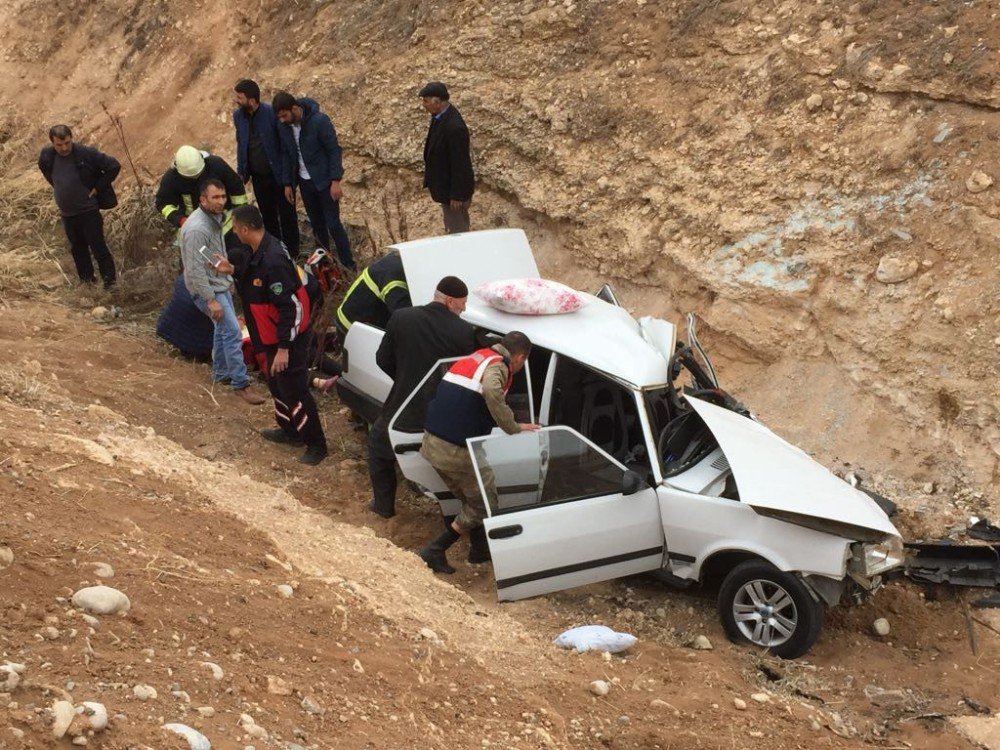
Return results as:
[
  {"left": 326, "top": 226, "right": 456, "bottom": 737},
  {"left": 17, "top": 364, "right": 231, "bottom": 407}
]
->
[
  {"left": 367, "top": 499, "right": 395, "bottom": 519},
  {"left": 234, "top": 386, "right": 266, "bottom": 405},
  {"left": 419, "top": 527, "right": 461, "bottom": 574},
  {"left": 260, "top": 428, "right": 303, "bottom": 446},
  {"left": 299, "top": 443, "right": 329, "bottom": 465},
  {"left": 467, "top": 525, "right": 492, "bottom": 564}
]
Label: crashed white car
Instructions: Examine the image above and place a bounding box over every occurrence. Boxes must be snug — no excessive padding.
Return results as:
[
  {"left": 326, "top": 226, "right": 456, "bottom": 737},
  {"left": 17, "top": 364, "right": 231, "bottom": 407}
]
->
[{"left": 336, "top": 229, "right": 904, "bottom": 658}]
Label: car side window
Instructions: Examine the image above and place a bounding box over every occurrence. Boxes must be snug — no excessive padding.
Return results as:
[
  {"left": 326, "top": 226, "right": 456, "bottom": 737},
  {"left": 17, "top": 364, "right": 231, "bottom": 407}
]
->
[
  {"left": 469, "top": 428, "right": 630, "bottom": 515},
  {"left": 390, "top": 359, "right": 457, "bottom": 434},
  {"left": 548, "top": 356, "right": 649, "bottom": 474}
]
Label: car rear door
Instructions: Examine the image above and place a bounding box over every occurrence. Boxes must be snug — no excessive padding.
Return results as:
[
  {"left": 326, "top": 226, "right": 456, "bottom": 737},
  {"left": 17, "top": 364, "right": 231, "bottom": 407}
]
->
[
  {"left": 389, "top": 355, "right": 539, "bottom": 518},
  {"left": 469, "top": 426, "right": 665, "bottom": 601}
]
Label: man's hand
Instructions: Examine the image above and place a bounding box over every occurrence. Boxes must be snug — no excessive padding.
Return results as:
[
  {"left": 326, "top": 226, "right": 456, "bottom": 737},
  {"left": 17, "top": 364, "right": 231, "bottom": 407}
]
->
[
  {"left": 449, "top": 199, "right": 464, "bottom": 211},
  {"left": 329, "top": 181, "right": 343, "bottom": 201},
  {"left": 271, "top": 348, "right": 290, "bottom": 374},
  {"left": 88, "top": 188, "right": 97, "bottom": 198},
  {"left": 284, "top": 186, "right": 295, "bottom": 205},
  {"left": 178, "top": 216, "right": 187, "bottom": 227},
  {"left": 518, "top": 423, "right": 542, "bottom": 432},
  {"left": 212, "top": 255, "right": 235, "bottom": 275},
  {"left": 206, "top": 299, "right": 224, "bottom": 322}
]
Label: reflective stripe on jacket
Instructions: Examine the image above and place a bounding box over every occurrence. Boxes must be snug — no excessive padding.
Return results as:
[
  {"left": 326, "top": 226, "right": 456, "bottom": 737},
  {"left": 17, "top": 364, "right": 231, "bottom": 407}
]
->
[{"left": 424, "top": 348, "right": 512, "bottom": 447}]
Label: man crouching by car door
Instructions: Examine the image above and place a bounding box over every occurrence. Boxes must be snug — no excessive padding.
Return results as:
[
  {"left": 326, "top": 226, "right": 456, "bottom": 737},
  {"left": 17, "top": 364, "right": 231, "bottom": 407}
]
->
[
  {"left": 417, "top": 332, "right": 540, "bottom": 574},
  {"left": 216, "top": 205, "right": 329, "bottom": 466}
]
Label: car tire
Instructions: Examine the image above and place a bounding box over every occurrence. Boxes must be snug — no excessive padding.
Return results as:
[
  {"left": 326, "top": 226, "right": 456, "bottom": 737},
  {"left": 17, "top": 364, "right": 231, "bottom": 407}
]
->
[{"left": 717, "top": 560, "right": 824, "bottom": 659}]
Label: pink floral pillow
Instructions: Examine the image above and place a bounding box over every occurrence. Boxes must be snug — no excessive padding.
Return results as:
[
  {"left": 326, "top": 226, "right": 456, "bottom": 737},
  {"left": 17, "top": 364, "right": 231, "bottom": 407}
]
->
[{"left": 474, "top": 278, "right": 588, "bottom": 315}]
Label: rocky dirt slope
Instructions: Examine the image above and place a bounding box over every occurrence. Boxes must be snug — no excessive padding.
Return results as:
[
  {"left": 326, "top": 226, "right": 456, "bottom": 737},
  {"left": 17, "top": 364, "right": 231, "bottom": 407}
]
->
[
  {"left": 0, "top": 1, "right": 999, "bottom": 747},
  {"left": 2, "top": 297, "right": 999, "bottom": 750},
  {"left": 0, "top": 0, "right": 995, "bottom": 506}
]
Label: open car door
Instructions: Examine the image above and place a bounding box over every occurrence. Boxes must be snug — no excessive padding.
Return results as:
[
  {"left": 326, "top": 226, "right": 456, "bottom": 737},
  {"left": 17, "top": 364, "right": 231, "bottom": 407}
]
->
[
  {"left": 389, "top": 355, "right": 540, "bottom": 518},
  {"left": 469, "top": 426, "right": 666, "bottom": 601},
  {"left": 387, "top": 357, "right": 461, "bottom": 514}
]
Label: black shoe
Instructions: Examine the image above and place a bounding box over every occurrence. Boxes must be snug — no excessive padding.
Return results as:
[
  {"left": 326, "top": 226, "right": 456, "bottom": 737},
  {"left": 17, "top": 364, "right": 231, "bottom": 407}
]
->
[
  {"left": 467, "top": 526, "right": 492, "bottom": 564},
  {"left": 260, "top": 428, "right": 303, "bottom": 446},
  {"left": 419, "top": 548, "right": 456, "bottom": 575},
  {"left": 103, "top": 279, "right": 116, "bottom": 290},
  {"left": 299, "top": 444, "right": 329, "bottom": 465},
  {"left": 419, "top": 527, "right": 460, "bottom": 574},
  {"left": 368, "top": 499, "right": 395, "bottom": 519}
]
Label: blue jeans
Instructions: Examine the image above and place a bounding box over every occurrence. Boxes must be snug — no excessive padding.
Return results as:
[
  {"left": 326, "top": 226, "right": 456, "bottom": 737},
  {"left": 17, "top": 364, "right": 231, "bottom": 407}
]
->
[
  {"left": 194, "top": 290, "right": 251, "bottom": 390},
  {"left": 298, "top": 179, "right": 354, "bottom": 269}
]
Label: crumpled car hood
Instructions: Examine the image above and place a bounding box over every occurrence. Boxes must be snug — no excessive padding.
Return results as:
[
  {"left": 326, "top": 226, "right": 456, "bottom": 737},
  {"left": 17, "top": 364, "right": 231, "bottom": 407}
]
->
[{"left": 685, "top": 396, "right": 900, "bottom": 539}]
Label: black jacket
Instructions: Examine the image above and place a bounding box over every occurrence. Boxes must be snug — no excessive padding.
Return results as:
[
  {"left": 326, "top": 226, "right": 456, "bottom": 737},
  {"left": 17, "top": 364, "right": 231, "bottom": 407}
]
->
[
  {"left": 336, "top": 252, "right": 411, "bottom": 332},
  {"left": 154, "top": 153, "right": 247, "bottom": 229},
  {"left": 422, "top": 105, "right": 474, "bottom": 203},
  {"left": 376, "top": 301, "right": 477, "bottom": 427},
  {"left": 38, "top": 144, "right": 120, "bottom": 210},
  {"left": 234, "top": 233, "right": 312, "bottom": 349}
]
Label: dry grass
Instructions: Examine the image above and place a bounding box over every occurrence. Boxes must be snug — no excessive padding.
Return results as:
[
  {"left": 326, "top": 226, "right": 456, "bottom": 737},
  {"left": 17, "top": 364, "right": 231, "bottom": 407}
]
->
[
  {"left": 0, "top": 110, "right": 65, "bottom": 299},
  {"left": 0, "top": 363, "right": 68, "bottom": 409}
]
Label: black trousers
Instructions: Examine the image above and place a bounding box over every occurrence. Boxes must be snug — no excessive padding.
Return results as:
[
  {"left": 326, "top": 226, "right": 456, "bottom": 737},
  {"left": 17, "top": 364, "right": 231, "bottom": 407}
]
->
[
  {"left": 251, "top": 172, "right": 300, "bottom": 257},
  {"left": 62, "top": 210, "right": 116, "bottom": 285},
  {"left": 368, "top": 413, "right": 398, "bottom": 515},
  {"left": 264, "top": 335, "right": 326, "bottom": 448},
  {"left": 298, "top": 179, "right": 354, "bottom": 269}
]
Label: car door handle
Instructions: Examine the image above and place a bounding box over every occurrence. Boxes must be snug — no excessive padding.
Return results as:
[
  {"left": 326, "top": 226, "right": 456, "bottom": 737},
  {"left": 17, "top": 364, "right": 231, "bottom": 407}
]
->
[{"left": 489, "top": 525, "right": 522, "bottom": 539}]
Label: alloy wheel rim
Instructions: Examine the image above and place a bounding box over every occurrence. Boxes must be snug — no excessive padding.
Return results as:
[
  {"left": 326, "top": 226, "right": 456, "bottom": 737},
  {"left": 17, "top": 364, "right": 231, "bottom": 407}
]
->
[{"left": 733, "top": 579, "right": 798, "bottom": 647}]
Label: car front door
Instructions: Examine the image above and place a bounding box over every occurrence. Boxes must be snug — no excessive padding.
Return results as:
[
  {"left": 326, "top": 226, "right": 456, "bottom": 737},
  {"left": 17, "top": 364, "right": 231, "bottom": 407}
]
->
[{"left": 468, "top": 426, "right": 666, "bottom": 601}]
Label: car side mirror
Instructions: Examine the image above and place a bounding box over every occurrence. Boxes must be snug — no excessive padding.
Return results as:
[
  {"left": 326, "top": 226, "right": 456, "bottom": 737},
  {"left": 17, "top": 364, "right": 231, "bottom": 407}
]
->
[{"left": 622, "top": 470, "right": 646, "bottom": 497}]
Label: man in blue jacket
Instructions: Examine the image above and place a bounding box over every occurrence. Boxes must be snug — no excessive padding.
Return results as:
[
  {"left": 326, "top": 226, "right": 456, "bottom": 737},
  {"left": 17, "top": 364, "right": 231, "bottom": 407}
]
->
[
  {"left": 272, "top": 92, "right": 355, "bottom": 270},
  {"left": 233, "top": 79, "right": 299, "bottom": 257}
]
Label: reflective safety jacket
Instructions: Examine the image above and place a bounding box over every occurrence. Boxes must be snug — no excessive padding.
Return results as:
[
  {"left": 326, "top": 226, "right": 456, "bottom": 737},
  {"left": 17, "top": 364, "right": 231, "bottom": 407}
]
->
[
  {"left": 424, "top": 347, "right": 514, "bottom": 446},
  {"left": 336, "top": 252, "right": 410, "bottom": 331},
  {"left": 235, "top": 232, "right": 312, "bottom": 349},
  {"left": 154, "top": 152, "right": 247, "bottom": 234}
]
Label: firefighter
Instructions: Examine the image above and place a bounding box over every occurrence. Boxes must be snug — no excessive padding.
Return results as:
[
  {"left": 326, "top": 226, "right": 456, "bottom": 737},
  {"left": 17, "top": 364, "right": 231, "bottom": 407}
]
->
[
  {"left": 417, "top": 331, "right": 540, "bottom": 573},
  {"left": 335, "top": 251, "right": 411, "bottom": 338},
  {"left": 215, "top": 205, "right": 329, "bottom": 465},
  {"left": 155, "top": 145, "right": 248, "bottom": 248}
]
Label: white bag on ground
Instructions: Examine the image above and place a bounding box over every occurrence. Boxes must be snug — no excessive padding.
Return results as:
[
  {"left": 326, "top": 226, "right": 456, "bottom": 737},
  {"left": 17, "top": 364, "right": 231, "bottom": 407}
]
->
[
  {"left": 475, "top": 278, "right": 589, "bottom": 315},
  {"left": 554, "top": 625, "right": 638, "bottom": 653}
]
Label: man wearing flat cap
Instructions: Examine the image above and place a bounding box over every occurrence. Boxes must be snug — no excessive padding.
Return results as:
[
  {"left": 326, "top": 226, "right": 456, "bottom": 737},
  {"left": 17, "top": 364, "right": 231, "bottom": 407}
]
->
[
  {"left": 367, "top": 275, "right": 477, "bottom": 518},
  {"left": 419, "top": 82, "right": 475, "bottom": 234}
]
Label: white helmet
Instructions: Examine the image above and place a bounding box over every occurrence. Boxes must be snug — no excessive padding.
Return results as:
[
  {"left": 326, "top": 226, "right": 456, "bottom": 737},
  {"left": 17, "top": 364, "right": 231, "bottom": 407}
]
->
[{"left": 174, "top": 145, "right": 206, "bottom": 178}]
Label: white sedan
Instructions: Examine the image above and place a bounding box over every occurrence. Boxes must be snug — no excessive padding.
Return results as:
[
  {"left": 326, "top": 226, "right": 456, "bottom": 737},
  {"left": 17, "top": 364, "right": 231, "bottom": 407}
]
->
[{"left": 336, "top": 229, "right": 904, "bottom": 658}]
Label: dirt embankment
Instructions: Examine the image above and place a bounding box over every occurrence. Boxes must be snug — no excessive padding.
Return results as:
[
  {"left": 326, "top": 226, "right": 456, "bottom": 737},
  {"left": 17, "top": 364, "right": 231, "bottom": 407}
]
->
[
  {"left": 1, "top": 297, "right": 999, "bottom": 750},
  {"left": 0, "top": 3, "right": 998, "bottom": 746},
  {"left": 0, "top": 0, "right": 996, "bottom": 508}
]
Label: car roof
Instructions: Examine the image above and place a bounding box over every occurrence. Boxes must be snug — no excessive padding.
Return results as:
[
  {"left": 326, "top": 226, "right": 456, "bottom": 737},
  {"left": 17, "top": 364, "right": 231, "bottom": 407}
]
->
[
  {"left": 394, "top": 228, "right": 672, "bottom": 388},
  {"left": 462, "top": 295, "right": 671, "bottom": 388}
]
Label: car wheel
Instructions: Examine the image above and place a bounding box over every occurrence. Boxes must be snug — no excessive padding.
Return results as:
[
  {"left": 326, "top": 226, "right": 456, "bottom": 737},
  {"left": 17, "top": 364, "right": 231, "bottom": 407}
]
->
[{"left": 717, "top": 560, "right": 824, "bottom": 659}]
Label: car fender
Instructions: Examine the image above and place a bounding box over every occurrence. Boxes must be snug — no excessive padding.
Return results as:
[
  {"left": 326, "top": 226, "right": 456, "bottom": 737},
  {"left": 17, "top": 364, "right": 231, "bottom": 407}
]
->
[{"left": 687, "top": 535, "right": 850, "bottom": 582}]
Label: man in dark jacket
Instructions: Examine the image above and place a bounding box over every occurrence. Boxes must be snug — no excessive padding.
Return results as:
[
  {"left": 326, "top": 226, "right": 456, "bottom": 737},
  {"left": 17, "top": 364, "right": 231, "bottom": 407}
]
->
[
  {"left": 366, "top": 276, "right": 476, "bottom": 518},
  {"left": 38, "top": 124, "right": 120, "bottom": 288},
  {"left": 335, "top": 251, "right": 411, "bottom": 337},
  {"left": 233, "top": 79, "right": 299, "bottom": 256},
  {"left": 272, "top": 92, "right": 354, "bottom": 270},
  {"left": 419, "top": 82, "right": 475, "bottom": 234},
  {"left": 155, "top": 145, "right": 248, "bottom": 247},
  {"left": 218, "top": 205, "right": 329, "bottom": 465}
]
